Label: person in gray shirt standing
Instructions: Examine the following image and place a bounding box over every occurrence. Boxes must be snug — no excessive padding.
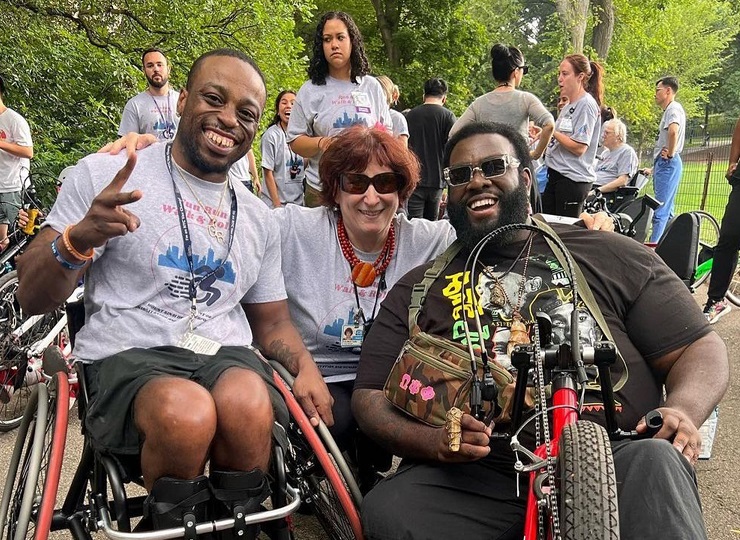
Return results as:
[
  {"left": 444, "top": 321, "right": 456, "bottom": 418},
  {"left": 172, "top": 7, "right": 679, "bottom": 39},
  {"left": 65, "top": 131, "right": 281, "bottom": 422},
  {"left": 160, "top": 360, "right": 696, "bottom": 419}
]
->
[
  {"left": 118, "top": 48, "right": 180, "bottom": 141},
  {"left": 405, "top": 78, "right": 456, "bottom": 220},
  {"left": 645, "top": 76, "right": 686, "bottom": 242}
]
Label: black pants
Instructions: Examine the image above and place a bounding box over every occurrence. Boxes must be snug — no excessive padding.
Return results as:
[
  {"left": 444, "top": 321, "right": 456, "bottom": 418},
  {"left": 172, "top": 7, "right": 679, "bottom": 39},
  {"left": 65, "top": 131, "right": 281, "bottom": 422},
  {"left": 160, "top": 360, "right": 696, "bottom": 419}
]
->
[
  {"left": 707, "top": 183, "right": 740, "bottom": 301},
  {"left": 362, "top": 438, "right": 706, "bottom": 540},
  {"left": 542, "top": 168, "right": 592, "bottom": 217},
  {"left": 407, "top": 187, "right": 443, "bottom": 221}
]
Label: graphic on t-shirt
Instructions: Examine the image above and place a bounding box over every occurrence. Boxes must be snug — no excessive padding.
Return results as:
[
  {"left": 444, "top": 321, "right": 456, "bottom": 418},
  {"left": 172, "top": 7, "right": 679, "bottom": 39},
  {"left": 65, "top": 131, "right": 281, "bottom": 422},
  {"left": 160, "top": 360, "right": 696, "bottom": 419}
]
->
[
  {"left": 0, "top": 130, "right": 6, "bottom": 140},
  {"left": 333, "top": 111, "right": 368, "bottom": 130},
  {"left": 158, "top": 245, "right": 236, "bottom": 306},
  {"left": 153, "top": 119, "right": 177, "bottom": 140}
]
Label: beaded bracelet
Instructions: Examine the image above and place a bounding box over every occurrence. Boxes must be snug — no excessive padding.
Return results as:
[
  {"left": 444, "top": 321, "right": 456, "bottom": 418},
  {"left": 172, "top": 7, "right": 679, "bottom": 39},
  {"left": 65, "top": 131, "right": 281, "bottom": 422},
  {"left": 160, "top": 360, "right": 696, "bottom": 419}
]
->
[
  {"left": 51, "top": 236, "right": 87, "bottom": 270},
  {"left": 62, "top": 225, "right": 94, "bottom": 261}
]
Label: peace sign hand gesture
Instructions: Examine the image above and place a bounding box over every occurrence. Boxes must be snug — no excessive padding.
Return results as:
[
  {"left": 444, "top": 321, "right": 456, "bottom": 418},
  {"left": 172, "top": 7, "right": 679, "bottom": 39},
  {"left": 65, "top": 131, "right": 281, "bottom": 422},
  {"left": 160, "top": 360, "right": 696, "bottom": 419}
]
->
[{"left": 70, "top": 153, "right": 143, "bottom": 253}]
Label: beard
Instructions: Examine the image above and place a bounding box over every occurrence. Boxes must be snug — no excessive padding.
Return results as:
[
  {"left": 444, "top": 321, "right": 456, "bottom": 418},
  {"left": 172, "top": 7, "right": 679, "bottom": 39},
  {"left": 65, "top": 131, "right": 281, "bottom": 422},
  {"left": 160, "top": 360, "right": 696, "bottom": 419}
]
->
[
  {"left": 447, "top": 180, "right": 531, "bottom": 252},
  {"left": 146, "top": 74, "right": 168, "bottom": 89}
]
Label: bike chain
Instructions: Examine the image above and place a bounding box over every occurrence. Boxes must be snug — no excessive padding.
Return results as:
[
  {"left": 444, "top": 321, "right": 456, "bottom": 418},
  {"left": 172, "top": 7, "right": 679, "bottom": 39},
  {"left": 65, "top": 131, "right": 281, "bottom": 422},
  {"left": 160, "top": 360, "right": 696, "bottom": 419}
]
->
[{"left": 533, "top": 324, "right": 561, "bottom": 540}]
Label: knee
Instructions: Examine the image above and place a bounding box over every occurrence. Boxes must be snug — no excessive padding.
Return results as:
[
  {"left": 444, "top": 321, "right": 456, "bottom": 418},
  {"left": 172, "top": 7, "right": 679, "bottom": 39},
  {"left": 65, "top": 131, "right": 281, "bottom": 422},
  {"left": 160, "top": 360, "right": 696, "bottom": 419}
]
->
[
  {"left": 361, "top": 482, "right": 407, "bottom": 538},
  {"left": 213, "top": 368, "right": 273, "bottom": 429},
  {"left": 136, "top": 379, "right": 217, "bottom": 444},
  {"left": 616, "top": 438, "right": 695, "bottom": 481}
]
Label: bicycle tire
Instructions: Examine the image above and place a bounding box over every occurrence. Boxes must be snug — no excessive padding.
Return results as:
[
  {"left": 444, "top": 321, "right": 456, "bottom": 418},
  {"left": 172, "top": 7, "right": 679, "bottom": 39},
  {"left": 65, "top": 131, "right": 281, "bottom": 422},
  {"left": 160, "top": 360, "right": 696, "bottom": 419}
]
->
[
  {"left": 558, "top": 420, "right": 619, "bottom": 540},
  {"left": 272, "top": 371, "right": 364, "bottom": 540},
  {"left": 0, "top": 381, "right": 49, "bottom": 540},
  {"left": 0, "top": 271, "right": 66, "bottom": 432},
  {"left": 691, "top": 212, "right": 720, "bottom": 289}
]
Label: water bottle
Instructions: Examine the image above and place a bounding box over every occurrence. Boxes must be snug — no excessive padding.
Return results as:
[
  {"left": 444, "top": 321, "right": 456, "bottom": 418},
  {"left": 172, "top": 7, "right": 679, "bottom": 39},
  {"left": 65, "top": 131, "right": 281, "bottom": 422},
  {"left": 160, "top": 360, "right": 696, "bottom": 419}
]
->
[{"left": 22, "top": 207, "right": 39, "bottom": 235}]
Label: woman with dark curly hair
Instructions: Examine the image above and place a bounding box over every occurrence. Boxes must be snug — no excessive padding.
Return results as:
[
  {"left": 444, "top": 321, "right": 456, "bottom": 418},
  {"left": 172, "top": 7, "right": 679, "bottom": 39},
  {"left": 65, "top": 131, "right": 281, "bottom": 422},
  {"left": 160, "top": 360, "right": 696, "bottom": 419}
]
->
[
  {"left": 286, "top": 11, "right": 391, "bottom": 207},
  {"left": 275, "top": 125, "right": 455, "bottom": 459}
]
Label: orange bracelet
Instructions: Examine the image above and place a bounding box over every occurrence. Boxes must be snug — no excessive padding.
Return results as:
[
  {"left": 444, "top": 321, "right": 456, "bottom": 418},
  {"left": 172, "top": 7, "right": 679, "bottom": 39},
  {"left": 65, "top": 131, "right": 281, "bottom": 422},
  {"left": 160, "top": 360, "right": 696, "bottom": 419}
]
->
[{"left": 62, "top": 225, "right": 94, "bottom": 261}]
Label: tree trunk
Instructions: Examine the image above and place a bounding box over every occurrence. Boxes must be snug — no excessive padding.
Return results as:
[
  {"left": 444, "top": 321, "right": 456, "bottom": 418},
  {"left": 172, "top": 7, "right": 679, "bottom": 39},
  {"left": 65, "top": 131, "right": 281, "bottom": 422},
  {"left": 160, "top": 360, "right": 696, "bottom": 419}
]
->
[
  {"left": 371, "top": 0, "right": 401, "bottom": 68},
  {"left": 591, "top": 0, "right": 614, "bottom": 59},
  {"left": 554, "top": 0, "right": 590, "bottom": 53}
]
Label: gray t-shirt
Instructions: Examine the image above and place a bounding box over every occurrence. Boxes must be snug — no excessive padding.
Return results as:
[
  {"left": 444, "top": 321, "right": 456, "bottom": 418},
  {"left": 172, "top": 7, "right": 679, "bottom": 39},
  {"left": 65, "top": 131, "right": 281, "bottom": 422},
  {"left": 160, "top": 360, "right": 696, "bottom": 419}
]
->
[
  {"left": 286, "top": 76, "right": 392, "bottom": 192},
  {"left": 274, "top": 205, "right": 457, "bottom": 382},
  {"left": 0, "top": 107, "right": 32, "bottom": 192},
  {"left": 118, "top": 90, "right": 180, "bottom": 141},
  {"left": 450, "top": 89, "right": 554, "bottom": 139},
  {"left": 390, "top": 109, "right": 409, "bottom": 138},
  {"left": 594, "top": 144, "right": 639, "bottom": 187},
  {"left": 545, "top": 93, "right": 601, "bottom": 184},
  {"left": 259, "top": 124, "right": 305, "bottom": 207},
  {"left": 46, "top": 143, "right": 286, "bottom": 361},
  {"left": 653, "top": 101, "right": 686, "bottom": 159}
]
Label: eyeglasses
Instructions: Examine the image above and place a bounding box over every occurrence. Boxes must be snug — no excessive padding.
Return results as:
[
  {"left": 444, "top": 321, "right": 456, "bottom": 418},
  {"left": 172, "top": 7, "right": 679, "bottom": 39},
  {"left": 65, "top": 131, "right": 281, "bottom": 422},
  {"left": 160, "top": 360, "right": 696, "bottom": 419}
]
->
[
  {"left": 340, "top": 172, "right": 403, "bottom": 195},
  {"left": 518, "top": 65, "right": 529, "bottom": 75},
  {"left": 443, "top": 155, "right": 521, "bottom": 187}
]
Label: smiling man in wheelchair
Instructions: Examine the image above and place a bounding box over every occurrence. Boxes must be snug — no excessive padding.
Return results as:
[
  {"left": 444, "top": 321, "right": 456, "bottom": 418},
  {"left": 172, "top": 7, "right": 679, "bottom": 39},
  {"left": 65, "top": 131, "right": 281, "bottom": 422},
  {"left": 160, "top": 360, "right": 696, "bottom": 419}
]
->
[
  {"left": 15, "top": 49, "right": 332, "bottom": 538},
  {"left": 352, "top": 122, "right": 728, "bottom": 540}
]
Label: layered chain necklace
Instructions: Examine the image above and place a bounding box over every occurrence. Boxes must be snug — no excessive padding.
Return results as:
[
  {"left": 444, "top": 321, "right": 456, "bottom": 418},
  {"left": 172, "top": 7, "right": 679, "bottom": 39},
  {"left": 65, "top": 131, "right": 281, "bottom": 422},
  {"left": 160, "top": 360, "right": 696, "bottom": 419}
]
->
[
  {"left": 337, "top": 215, "right": 396, "bottom": 287},
  {"left": 482, "top": 233, "right": 535, "bottom": 355},
  {"left": 174, "top": 164, "right": 229, "bottom": 245}
]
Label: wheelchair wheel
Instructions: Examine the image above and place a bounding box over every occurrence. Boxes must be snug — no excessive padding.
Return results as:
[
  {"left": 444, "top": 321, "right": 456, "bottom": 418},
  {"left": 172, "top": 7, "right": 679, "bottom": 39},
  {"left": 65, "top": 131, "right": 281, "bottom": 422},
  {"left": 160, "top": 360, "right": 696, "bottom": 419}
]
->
[
  {"left": 0, "top": 271, "right": 67, "bottom": 432},
  {"left": 691, "top": 212, "right": 720, "bottom": 289},
  {"left": 557, "top": 420, "right": 619, "bottom": 540},
  {"left": 724, "top": 260, "right": 740, "bottom": 307},
  {"left": 271, "top": 370, "right": 363, "bottom": 540}
]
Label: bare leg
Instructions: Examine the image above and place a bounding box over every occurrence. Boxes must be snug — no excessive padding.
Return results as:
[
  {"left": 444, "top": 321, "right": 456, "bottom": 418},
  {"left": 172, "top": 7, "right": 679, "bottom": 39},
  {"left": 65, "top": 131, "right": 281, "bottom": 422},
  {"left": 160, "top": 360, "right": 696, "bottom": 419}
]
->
[
  {"left": 0, "top": 224, "right": 9, "bottom": 250},
  {"left": 210, "top": 367, "right": 273, "bottom": 472},
  {"left": 134, "top": 377, "right": 217, "bottom": 490}
]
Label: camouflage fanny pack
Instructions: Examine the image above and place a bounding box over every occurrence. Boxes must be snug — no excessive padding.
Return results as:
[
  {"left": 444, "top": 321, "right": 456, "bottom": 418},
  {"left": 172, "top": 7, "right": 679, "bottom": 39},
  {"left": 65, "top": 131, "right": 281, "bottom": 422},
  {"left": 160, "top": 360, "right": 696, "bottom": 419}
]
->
[{"left": 383, "top": 329, "right": 519, "bottom": 427}]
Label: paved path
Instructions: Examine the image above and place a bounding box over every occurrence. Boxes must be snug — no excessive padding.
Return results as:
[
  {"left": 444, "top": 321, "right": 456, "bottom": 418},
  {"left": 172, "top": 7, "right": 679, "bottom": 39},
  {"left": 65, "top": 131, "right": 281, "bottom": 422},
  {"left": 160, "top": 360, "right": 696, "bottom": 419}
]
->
[{"left": 1, "top": 286, "right": 739, "bottom": 539}]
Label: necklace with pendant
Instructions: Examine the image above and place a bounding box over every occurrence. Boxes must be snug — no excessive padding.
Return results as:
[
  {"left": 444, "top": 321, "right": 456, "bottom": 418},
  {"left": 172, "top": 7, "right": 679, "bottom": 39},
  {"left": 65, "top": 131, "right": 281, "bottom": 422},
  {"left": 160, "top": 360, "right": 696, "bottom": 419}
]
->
[
  {"left": 337, "top": 216, "right": 396, "bottom": 287},
  {"left": 175, "top": 164, "right": 229, "bottom": 245},
  {"left": 481, "top": 234, "right": 535, "bottom": 355}
]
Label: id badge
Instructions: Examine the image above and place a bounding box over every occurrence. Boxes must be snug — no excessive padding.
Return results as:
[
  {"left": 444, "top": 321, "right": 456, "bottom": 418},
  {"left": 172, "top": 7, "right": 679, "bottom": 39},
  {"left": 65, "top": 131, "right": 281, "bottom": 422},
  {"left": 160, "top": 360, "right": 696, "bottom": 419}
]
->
[
  {"left": 340, "top": 324, "right": 364, "bottom": 348},
  {"left": 351, "top": 92, "right": 371, "bottom": 114},
  {"left": 559, "top": 117, "right": 574, "bottom": 133},
  {"left": 178, "top": 331, "right": 222, "bottom": 355}
]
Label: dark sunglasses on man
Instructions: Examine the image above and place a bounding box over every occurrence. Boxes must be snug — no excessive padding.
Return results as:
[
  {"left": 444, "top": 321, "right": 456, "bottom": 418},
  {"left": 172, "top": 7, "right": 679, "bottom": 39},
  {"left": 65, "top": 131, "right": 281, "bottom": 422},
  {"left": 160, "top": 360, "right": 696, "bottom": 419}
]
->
[
  {"left": 443, "top": 154, "right": 521, "bottom": 187},
  {"left": 340, "top": 172, "right": 403, "bottom": 195}
]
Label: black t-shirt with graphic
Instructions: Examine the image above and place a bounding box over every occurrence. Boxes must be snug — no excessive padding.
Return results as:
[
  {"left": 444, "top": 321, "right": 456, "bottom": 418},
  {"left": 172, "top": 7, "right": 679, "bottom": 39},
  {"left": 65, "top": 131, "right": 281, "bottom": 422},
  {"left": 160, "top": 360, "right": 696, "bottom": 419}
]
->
[{"left": 356, "top": 223, "right": 711, "bottom": 435}]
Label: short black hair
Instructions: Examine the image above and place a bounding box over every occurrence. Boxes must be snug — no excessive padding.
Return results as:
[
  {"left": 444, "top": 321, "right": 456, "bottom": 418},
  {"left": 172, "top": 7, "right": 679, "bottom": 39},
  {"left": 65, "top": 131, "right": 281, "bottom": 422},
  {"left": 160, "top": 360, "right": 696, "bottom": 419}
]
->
[
  {"left": 423, "top": 78, "right": 448, "bottom": 98},
  {"left": 141, "top": 47, "right": 168, "bottom": 66},
  {"left": 656, "top": 76, "right": 679, "bottom": 93},
  {"left": 186, "top": 48, "right": 266, "bottom": 92}
]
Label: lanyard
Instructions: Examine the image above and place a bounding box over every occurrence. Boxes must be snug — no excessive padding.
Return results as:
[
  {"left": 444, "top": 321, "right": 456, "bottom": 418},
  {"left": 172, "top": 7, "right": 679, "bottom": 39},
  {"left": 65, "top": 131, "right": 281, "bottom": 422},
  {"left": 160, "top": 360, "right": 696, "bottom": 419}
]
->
[
  {"left": 165, "top": 143, "right": 238, "bottom": 322},
  {"left": 352, "top": 268, "right": 386, "bottom": 329},
  {"left": 150, "top": 90, "right": 174, "bottom": 139}
]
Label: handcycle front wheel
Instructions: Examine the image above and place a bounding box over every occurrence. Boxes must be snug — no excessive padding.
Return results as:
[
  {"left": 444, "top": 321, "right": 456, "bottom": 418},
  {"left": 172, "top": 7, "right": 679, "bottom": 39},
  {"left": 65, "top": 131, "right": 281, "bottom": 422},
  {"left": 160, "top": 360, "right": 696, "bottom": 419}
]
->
[
  {"left": 0, "top": 370, "right": 69, "bottom": 540},
  {"left": 557, "top": 420, "right": 619, "bottom": 540},
  {"left": 691, "top": 211, "right": 721, "bottom": 289}
]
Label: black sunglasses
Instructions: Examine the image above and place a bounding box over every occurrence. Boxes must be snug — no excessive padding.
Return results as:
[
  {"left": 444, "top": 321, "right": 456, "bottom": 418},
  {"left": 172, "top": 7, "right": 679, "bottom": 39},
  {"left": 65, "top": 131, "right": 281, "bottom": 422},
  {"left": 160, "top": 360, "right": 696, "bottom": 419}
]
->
[
  {"left": 443, "top": 155, "right": 521, "bottom": 187},
  {"left": 340, "top": 172, "right": 403, "bottom": 195},
  {"left": 518, "top": 65, "right": 529, "bottom": 75}
]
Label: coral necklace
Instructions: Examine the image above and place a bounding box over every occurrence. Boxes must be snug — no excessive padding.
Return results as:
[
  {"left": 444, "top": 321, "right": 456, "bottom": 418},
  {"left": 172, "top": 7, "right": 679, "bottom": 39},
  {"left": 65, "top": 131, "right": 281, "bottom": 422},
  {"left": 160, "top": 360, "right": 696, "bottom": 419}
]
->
[{"left": 337, "top": 216, "right": 396, "bottom": 287}]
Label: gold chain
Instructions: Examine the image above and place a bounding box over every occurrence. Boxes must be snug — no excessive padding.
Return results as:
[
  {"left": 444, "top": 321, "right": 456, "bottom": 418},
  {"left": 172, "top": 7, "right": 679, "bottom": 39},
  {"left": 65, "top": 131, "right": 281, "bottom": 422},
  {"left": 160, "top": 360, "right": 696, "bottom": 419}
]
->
[{"left": 174, "top": 163, "right": 228, "bottom": 226}]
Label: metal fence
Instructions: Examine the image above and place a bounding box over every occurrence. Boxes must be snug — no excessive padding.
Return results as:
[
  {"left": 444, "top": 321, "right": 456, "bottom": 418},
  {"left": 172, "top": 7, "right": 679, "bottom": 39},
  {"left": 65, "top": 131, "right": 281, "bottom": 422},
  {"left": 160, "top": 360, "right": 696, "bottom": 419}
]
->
[{"left": 638, "top": 117, "right": 736, "bottom": 223}]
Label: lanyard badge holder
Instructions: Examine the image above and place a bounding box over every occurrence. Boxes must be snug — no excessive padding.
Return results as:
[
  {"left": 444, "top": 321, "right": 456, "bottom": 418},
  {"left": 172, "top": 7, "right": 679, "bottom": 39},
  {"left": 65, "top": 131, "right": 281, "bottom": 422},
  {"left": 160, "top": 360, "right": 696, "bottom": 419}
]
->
[{"left": 165, "top": 144, "right": 238, "bottom": 355}]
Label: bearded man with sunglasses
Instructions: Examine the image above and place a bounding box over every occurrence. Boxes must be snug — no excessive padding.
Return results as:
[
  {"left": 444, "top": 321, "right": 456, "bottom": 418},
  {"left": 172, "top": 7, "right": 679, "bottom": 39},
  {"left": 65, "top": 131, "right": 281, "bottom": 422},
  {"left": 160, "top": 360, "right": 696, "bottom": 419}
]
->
[{"left": 353, "top": 121, "right": 727, "bottom": 539}]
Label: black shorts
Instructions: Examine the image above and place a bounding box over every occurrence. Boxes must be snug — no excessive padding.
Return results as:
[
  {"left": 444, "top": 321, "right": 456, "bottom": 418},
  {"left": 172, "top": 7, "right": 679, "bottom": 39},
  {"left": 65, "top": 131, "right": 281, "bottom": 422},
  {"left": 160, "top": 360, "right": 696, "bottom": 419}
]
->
[{"left": 82, "top": 345, "right": 289, "bottom": 455}]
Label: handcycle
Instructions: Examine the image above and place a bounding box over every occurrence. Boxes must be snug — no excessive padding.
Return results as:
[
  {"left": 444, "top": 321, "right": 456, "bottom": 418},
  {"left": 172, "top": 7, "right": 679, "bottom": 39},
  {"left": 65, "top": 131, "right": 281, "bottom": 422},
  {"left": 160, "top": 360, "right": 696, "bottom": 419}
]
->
[
  {"left": 0, "top": 298, "right": 364, "bottom": 540},
  {"left": 460, "top": 221, "right": 663, "bottom": 539}
]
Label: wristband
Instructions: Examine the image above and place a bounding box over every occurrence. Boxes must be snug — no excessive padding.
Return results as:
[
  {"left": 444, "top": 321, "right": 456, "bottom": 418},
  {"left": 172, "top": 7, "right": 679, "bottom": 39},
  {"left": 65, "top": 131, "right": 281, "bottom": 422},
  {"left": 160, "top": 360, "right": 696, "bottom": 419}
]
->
[
  {"left": 62, "top": 225, "right": 94, "bottom": 261},
  {"left": 51, "top": 236, "right": 87, "bottom": 270}
]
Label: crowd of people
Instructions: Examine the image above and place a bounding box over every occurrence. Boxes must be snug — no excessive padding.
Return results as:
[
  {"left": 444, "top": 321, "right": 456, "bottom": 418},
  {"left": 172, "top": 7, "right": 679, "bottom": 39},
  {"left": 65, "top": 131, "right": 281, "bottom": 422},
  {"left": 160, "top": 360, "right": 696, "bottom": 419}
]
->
[{"left": 2, "top": 8, "right": 735, "bottom": 540}]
